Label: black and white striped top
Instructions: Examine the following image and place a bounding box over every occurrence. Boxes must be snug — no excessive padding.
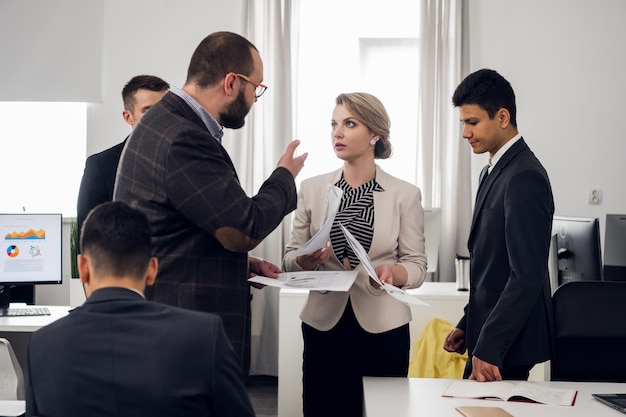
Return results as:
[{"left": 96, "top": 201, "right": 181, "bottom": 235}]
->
[{"left": 330, "top": 175, "right": 384, "bottom": 269}]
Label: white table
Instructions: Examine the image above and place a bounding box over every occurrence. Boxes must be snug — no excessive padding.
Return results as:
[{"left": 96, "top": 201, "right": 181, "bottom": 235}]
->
[
  {"left": 0, "top": 305, "right": 71, "bottom": 384},
  {"left": 363, "top": 377, "right": 626, "bottom": 416},
  {"left": 278, "top": 282, "right": 469, "bottom": 417},
  {"left": 0, "top": 305, "right": 71, "bottom": 332},
  {"left": 0, "top": 400, "right": 25, "bottom": 416}
]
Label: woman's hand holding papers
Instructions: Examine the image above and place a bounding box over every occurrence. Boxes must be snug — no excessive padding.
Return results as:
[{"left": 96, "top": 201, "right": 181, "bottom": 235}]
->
[
  {"left": 370, "top": 264, "right": 409, "bottom": 289},
  {"left": 296, "top": 242, "right": 331, "bottom": 270}
]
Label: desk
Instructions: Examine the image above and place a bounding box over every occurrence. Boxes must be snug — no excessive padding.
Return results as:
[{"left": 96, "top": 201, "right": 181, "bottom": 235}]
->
[
  {"left": 0, "top": 306, "right": 71, "bottom": 332},
  {"left": 363, "top": 377, "right": 626, "bottom": 416},
  {"left": 0, "top": 400, "right": 24, "bottom": 416},
  {"left": 278, "top": 282, "right": 469, "bottom": 417},
  {"left": 0, "top": 306, "right": 71, "bottom": 383}
]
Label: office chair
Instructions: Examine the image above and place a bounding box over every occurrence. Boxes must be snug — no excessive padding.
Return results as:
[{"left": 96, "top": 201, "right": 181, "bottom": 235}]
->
[
  {"left": 551, "top": 281, "right": 626, "bottom": 382},
  {"left": 0, "top": 338, "right": 24, "bottom": 400}
]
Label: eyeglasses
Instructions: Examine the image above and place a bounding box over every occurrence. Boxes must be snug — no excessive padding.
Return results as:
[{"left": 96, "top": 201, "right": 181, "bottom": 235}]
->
[{"left": 235, "top": 73, "right": 268, "bottom": 98}]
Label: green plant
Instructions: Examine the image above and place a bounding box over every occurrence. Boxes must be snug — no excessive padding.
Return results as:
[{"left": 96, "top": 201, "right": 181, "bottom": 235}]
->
[{"left": 70, "top": 219, "right": 79, "bottom": 278}]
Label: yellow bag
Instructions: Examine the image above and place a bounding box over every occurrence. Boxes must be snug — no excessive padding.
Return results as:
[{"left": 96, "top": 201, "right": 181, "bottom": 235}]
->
[{"left": 408, "top": 317, "right": 468, "bottom": 378}]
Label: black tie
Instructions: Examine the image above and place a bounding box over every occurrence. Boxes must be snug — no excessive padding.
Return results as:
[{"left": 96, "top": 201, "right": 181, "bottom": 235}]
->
[{"left": 477, "top": 164, "right": 490, "bottom": 196}]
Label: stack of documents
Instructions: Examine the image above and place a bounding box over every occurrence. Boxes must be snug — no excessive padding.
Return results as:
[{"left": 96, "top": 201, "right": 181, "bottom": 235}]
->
[{"left": 248, "top": 270, "right": 357, "bottom": 292}]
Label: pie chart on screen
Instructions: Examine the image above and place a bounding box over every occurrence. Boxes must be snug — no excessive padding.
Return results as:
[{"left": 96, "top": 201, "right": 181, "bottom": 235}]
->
[{"left": 6, "top": 245, "right": 19, "bottom": 257}]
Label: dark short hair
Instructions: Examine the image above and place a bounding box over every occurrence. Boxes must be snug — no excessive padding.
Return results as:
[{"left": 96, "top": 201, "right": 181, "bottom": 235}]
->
[
  {"left": 452, "top": 68, "right": 517, "bottom": 128},
  {"left": 121, "top": 75, "right": 169, "bottom": 112},
  {"left": 186, "top": 31, "right": 258, "bottom": 89},
  {"left": 80, "top": 201, "right": 152, "bottom": 280}
]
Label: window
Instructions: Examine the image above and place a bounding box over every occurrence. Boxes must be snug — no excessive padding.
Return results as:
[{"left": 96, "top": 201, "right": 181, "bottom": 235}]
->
[
  {"left": 296, "top": 0, "right": 421, "bottom": 186},
  {"left": 0, "top": 102, "right": 86, "bottom": 216}
]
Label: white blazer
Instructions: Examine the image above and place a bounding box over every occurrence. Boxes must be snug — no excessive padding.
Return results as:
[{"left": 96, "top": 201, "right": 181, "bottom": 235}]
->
[{"left": 283, "top": 165, "right": 427, "bottom": 333}]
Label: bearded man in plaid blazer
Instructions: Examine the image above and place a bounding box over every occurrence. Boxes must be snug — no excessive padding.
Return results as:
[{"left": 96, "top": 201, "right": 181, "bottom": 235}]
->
[{"left": 114, "top": 31, "right": 307, "bottom": 376}]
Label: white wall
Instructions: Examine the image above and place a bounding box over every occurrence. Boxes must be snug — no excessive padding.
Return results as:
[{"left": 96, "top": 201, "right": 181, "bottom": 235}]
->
[
  {"left": 467, "top": 0, "right": 626, "bottom": 246},
  {"left": 87, "top": 0, "right": 245, "bottom": 155},
  {"left": 92, "top": 0, "right": 626, "bottom": 243},
  {"left": 33, "top": 0, "right": 626, "bottom": 298},
  {"left": 87, "top": 0, "right": 626, "bottom": 244},
  {"left": 36, "top": 219, "right": 82, "bottom": 306},
  {"left": 35, "top": 0, "right": 244, "bottom": 305}
]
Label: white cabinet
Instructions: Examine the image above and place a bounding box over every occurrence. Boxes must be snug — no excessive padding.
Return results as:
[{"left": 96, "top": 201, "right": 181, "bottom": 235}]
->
[{"left": 277, "top": 282, "right": 469, "bottom": 417}]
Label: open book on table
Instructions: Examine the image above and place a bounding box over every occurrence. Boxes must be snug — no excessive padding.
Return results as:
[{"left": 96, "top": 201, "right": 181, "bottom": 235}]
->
[{"left": 441, "top": 380, "right": 577, "bottom": 406}]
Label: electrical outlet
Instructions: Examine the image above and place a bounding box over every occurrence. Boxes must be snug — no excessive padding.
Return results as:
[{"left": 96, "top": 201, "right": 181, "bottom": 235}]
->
[{"left": 588, "top": 188, "right": 602, "bottom": 205}]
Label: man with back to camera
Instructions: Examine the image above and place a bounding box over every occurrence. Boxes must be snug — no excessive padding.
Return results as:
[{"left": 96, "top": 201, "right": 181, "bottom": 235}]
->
[
  {"left": 114, "top": 31, "right": 308, "bottom": 376},
  {"left": 26, "top": 201, "right": 255, "bottom": 417},
  {"left": 443, "top": 69, "right": 555, "bottom": 381},
  {"left": 76, "top": 74, "right": 169, "bottom": 244}
]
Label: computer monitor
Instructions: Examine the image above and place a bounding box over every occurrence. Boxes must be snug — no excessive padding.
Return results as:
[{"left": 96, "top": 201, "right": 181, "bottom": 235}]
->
[
  {"left": 0, "top": 213, "right": 62, "bottom": 309},
  {"left": 603, "top": 214, "right": 626, "bottom": 281},
  {"left": 552, "top": 216, "right": 603, "bottom": 284}
]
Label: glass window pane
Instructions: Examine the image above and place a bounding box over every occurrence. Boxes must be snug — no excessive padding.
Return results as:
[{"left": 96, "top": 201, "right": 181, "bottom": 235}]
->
[
  {"left": 0, "top": 102, "right": 86, "bottom": 216},
  {"left": 359, "top": 38, "right": 419, "bottom": 183},
  {"left": 296, "top": 0, "right": 420, "bottom": 185}
]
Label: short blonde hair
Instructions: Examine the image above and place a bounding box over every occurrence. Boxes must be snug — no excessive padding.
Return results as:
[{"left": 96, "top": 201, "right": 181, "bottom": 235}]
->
[{"left": 335, "top": 92, "right": 393, "bottom": 159}]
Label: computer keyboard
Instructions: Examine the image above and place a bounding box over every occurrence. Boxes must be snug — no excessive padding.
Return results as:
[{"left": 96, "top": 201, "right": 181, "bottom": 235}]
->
[{"left": 0, "top": 306, "right": 51, "bottom": 317}]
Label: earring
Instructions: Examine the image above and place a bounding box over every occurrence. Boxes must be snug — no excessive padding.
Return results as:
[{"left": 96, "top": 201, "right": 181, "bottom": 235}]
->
[{"left": 370, "top": 138, "right": 377, "bottom": 146}]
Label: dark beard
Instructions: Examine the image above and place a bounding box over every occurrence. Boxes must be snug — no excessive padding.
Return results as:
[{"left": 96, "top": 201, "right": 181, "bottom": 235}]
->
[{"left": 220, "top": 88, "right": 250, "bottom": 129}]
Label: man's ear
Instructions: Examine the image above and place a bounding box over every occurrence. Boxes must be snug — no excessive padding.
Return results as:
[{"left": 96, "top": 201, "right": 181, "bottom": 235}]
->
[
  {"left": 497, "top": 108, "right": 511, "bottom": 128},
  {"left": 122, "top": 109, "right": 134, "bottom": 126},
  {"left": 144, "top": 257, "right": 158, "bottom": 287},
  {"left": 223, "top": 73, "right": 238, "bottom": 97},
  {"left": 78, "top": 253, "right": 94, "bottom": 298},
  {"left": 78, "top": 254, "right": 90, "bottom": 285}
]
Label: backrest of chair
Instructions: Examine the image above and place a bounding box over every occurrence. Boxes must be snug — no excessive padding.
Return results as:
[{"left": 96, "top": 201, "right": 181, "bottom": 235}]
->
[
  {"left": 0, "top": 338, "right": 24, "bottom": 400},
  {"left": 551, "top": 281, "right": 626, "bottom": 382}
]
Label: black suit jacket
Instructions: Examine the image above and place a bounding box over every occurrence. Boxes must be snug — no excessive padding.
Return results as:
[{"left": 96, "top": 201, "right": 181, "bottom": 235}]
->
[
  {"left": 76, "top": 139, "right": 126, "bottom": 245},
  {"left": 457, "top": 138, "right": 555, "bottom": 369},
  {"left": 114, "top": 91, "right": 297, "bottom": 375},
  {"left": 26, "top": 287, "right": 255, "bottom": 417}
]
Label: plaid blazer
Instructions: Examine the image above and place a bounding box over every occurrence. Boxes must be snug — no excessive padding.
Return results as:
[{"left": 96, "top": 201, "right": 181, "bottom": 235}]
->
[{"left": 114, "top": 92, "right": 297, "bottom": 375}]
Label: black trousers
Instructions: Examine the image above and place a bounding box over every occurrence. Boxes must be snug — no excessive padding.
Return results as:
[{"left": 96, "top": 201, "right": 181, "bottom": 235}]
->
[{"left": 301, "top": 301, "right": 409, "bottom": 417}]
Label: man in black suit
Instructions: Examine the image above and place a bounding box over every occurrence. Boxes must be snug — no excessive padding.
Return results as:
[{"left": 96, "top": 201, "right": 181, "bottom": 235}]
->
[
  {"left": 443, "top": 69, "right": 555, "bottom": 382},
  {"left": 76, "top": 75, "right": 169, "bottom": 245},
  {"left": 26, "top": 201, "right": 255, "bottom": 417}
]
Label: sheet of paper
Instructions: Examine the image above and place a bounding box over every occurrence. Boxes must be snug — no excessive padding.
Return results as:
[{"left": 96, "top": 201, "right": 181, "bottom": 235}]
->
[
  {"left": 510, "top": 382, "right": 577, "bottom": 406},
  {"left": 285, "top": 185, "right": 343, "bottom": 260},
  {"left": 339, "top": 224, "right": 429, "bottom": 306},
  {"left": 248, "top": 270, "right": 358, "bottom": 292},
  {"left": 339, "top": 224, "right": 382, "bottom": 285},
  {"left": 320, "top": 184, "right": 343, "bottom": 227},
  {"left": 381, "top": 283, "right": 430, "bottom": 306}
]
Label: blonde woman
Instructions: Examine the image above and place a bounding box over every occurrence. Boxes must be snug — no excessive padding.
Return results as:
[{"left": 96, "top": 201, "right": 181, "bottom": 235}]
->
[{"left": 283, "top": 92, "right": 427, "bottom": 417}]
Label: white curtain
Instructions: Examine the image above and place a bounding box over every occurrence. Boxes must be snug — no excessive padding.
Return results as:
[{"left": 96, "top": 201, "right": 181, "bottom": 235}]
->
[
  {"left": 226, "top": 0, "right": 469, "bottom": 374},
  {"left": 416, "top": 0, "right": 471, "bottom": 282},
  {"left": 223, "top": 0, "right": 300, "bottom": 376}
]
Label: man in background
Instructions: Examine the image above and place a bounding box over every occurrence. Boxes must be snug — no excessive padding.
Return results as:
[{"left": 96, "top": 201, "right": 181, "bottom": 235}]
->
[
  {"left": 76, "top": 75, "right": 169, "bottom": 243},
  {"left": 26, "top": 201, "right": 255, "bottom": 417},
  {"left": 443, "top": 69, "right": 554, "bottom": 381},
  {"left": 114, "top": 31, "right": 307, "bottom": 376}
]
